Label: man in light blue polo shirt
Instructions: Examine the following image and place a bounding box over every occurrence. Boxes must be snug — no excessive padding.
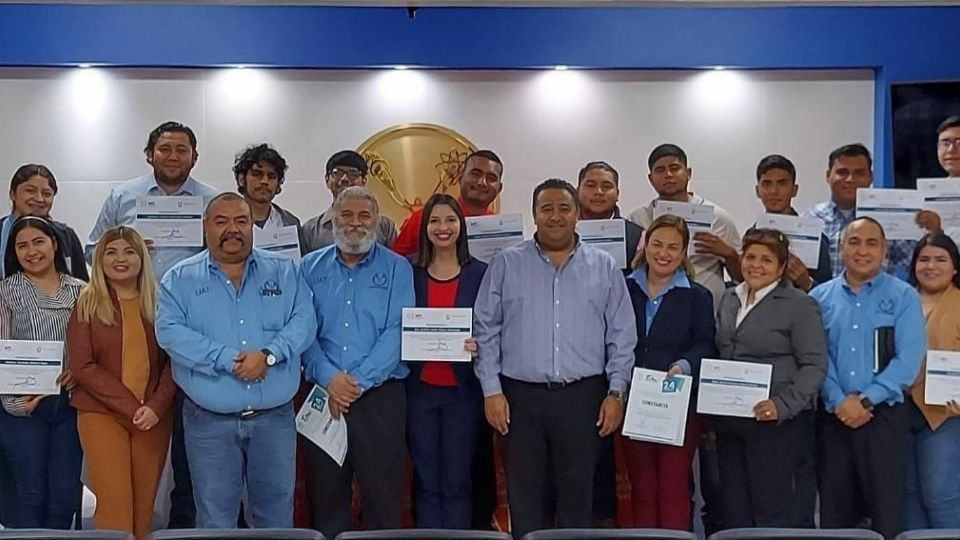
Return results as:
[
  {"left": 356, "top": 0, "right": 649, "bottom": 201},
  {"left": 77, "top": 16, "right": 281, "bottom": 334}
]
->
[
  {"left": 300, "top": 186, "right": 414, "bottom": 539},
  {"left": 156, "top": 193, "right": 316, "bottom": 529},
  {"left": 810, "top": 216, "right": 926, "bottom": 540},
  {"left": 85, "top": 121, "right": 219, "bottom": 528}
]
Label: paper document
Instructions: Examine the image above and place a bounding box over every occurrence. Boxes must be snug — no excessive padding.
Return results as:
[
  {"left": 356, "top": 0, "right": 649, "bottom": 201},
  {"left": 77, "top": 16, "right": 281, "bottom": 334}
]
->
[
  {"left": 653, "top": 201, "right": 715, "bottom": 255},
  {"left": 696, "top": 358, "right": 772, "bottom": 418},
  {"left": 402, "top": 308, "right": 473, "bottom": 362},
  {"left": 918, "top": 178, "right": 960, "bottom": 232},
  {"left": 0, "top": 340, "right": 64, "bottom": 395},
  {"left": 296, "top": 385, "right": 348, "bottom": 466},
  {"left": 622, "top": 368, "right": 692, "bottom": 447},
  {"left": 577, "top": 219, "right": 627, "bottom": 269},
  {"left": 135, "top": 196, "right": 204, "bottom": 247},
  {"left": 254, "top": 225, "right": 301, "bottom": 262},
  {"left": 855, "top": 188, "right": 924, "bottom": 241},
  {"left": 465, "top": 214, "right": 524, "bottom": 263},
  {"left": 925, "top": 350, "right": 960, "bottom": 406},
  {"left": 755, "top": 213, "right": 824, "bottom": 269}
]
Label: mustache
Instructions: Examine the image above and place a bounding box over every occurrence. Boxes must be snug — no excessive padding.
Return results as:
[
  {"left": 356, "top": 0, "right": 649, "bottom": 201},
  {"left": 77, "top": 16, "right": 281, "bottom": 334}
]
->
[{"left": 219, "top": 232, "right": 245, "bottom": 246}]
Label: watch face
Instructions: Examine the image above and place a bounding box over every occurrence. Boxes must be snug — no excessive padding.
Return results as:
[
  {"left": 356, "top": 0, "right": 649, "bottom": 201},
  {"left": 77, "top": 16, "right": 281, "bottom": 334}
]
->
[{"left": 267, "top": 355, "right": 277, "bottom": 366}]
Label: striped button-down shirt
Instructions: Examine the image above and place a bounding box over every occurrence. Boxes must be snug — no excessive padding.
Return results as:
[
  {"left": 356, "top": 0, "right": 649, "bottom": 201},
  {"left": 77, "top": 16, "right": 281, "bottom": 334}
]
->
[
  {"left": 0, "top": 272, "right": 84, "bottom": 415},
  {"left": 473, "top": 238, "right": 637, "bottom": 397}
]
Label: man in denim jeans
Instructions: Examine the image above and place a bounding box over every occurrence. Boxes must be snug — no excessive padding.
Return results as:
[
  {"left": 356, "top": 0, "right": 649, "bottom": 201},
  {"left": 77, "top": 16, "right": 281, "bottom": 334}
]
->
[{"left": 156, "top": 193, "right": 317, "bottom": 527}]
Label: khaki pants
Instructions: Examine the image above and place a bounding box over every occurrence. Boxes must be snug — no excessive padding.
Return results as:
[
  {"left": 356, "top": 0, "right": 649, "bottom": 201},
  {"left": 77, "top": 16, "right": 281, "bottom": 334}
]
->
[{"left": 78, "top": 411, "right": 172, "bottom": 540}]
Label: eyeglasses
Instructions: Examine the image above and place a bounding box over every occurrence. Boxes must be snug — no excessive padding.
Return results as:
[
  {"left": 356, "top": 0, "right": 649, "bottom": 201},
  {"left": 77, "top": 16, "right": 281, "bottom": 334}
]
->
[
  {"left": 743, "top": 228, "right": 787, "bottom": 244},
  {"left": 938, "top": 138, "right": 960, "bottom": 151},
  {"left": 328, "top": 168, "right": 364, "bottom": 182}
]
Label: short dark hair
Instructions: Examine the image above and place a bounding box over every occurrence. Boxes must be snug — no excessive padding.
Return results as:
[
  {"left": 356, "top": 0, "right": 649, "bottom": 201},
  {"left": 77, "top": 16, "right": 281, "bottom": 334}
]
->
[
  {"left": 4, "top": 216, "right": 69, "bottom": 277},
  {"left": 578, "top": 161, "right": 619, "bottom": 185},
  {"left": 843, "top": 216, "right": 886, "bottom": 243},
  {"left": 9, "top": 164, "right": 57, "bottom": 196},
  {"left": 532, "top": 178, "right": 579, "bottom": 213},
  {"left": 827, "top": 143, "right": 872, "bottom": 171},
  {"left": 938, "top": 116, "right": 960, "bottom": 135},
  {"left": 415, "top": 193, "right": 471, "bottom": 268},
  {"left": 463, "top": 150, "right": 504, "bottom": 173},
  {"left": 756, "top": 154, "right": 796, "bottom": 183},
  {"left": 648, "top": 144, "right": 688, "bottom": 170},
  {"left": 909, "top": 232, "right": 960, "bottom": 290},
  {"left": 144, "top": 121, "right": 198, "bottom": 156},
  {"left": 204, "top": 192, "right": 251, "bottom": 219},
  {"left": 326, "top": 150, "right": 368, "bottom": 176},
  {"left": 233, "top": 144, "right": 289, "bottom": 195}
]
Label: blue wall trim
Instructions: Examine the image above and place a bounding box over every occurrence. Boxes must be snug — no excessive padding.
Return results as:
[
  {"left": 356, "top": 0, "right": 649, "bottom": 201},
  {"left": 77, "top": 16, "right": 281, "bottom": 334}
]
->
[{"left": 2, "top": 4, "right": 960, "bottom": 186}]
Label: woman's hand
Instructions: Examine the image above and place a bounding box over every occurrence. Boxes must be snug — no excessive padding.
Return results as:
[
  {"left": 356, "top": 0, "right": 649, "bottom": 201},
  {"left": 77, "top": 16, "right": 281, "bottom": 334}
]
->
[
  {"left": 946, "top": 399, "right": 960, "bottom": 418},
  {"left": 132, "top": 406, "right": 160, "bottom": 431},
  {"left": 57, "top": 370, "right": 78, "bottom": 391},
  {"left": 754, "top": 399, "right": 779, "bottom": 422},
  {"left": 464, "top": 338, "right": 479, "bottom": 358}
]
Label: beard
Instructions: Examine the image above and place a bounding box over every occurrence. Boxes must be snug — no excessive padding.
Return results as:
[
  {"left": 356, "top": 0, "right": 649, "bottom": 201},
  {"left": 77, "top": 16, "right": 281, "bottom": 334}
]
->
[{"left": 334, "top": 224, "right": 377, "bottom": 255}]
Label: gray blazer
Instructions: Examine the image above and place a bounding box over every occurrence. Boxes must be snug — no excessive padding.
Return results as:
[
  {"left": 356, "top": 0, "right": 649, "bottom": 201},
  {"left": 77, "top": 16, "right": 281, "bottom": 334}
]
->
[{"left": 715, "top": 283, "right": 828, "bottom": 422}]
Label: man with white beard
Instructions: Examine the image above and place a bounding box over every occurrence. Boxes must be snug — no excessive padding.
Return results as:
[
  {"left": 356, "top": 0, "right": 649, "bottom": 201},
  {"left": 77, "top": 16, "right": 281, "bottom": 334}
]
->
[{"left": 299, "top": 186, "right": 414, "bottom": 539}]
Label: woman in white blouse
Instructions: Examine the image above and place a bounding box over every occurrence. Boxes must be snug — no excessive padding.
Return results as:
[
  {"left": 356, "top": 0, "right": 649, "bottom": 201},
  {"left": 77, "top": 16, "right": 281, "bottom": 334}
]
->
[{"left": 0, "top": 216, "right": 84, "bottom": 529}]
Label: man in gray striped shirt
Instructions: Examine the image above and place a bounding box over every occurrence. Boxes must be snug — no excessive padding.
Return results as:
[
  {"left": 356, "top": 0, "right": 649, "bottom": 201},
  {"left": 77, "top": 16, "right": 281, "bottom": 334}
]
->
[{"left": 474, "top": 179, "right": 636, "bottom": 539}]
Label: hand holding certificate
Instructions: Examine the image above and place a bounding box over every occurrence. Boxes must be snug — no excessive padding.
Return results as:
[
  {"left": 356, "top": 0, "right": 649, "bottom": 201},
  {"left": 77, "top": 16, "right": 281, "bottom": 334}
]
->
[
  {"left": 653, "top": 201, "right": 714, "bottom": 255},
  {"left": 135, "top": 196, "right": 204, "bottom": 247},
  {"left": 296, "top": 385, "right": 348, "bottom": 467},
  {"left": 918, "top": 178, "right": 960, "bottom": 232},
  {"left": 755, "top": 213, "right": 824, "bottom": 269},
  {"left": 465, "top": 214, "right": 524, "bottom": 263},
  {"left": 0, "top": 340, "right": 64, "bottom": 395},
  {"left": 855, "top": 188, "right": 924, "bottom": 241},
  {"left": 622, "top": 368, "right": 692, "bottom": 446},
  {"left": 696, "top": 358, "right": 772, "bottom": 418},
  {"left": 577, "top": 219, "right": 627, "bottom": 269},
  {"left": 401, "top": 308, "right": 473, "bottom": 362},
  {"left": 924, "top": 350, "right": 960, "bottom": 406}
]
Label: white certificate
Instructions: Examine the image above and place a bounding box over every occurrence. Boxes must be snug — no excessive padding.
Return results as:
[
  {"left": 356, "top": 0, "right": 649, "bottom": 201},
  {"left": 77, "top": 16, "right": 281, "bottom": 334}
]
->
[
  {"left": 465, "top": 214, "right": 524, "bottom": 263},
  {"left": 296, "top": 385, "right": 348, "bottom": 467},
  {"left": 0, "top": 340, "right": 64, "bottom": 395},
  {"left": 652, "top": 201, "right": 715, "bottom": 255},
  {"left": 924, "top": 350, "right": 960, "bottom": 406},
  {"left": 254, "top": 225, "right": 301, "bottom": 262},
  {"left": 918, "top": 178, "right": 960, "bottom": 232},
  {"left": 401, "top": 308, "right": 473, "bottom": 362},
  {"left": 755, "top": 213, "right": 824, "bottom": 269},
  {"left": 696, "top": 358, "right": 772, "bottom": 418},
  {"left": 577, "top": 219, "right": 627, "bottom": 269},
  {"left": 622, "top": 368, "right": 692, "bottom": 447},
  {"left": 135, "top": 196, "right": 204, "bottom": 247},
  {"left": 855, "top": 188, "right": 924, "bottom": 241}
]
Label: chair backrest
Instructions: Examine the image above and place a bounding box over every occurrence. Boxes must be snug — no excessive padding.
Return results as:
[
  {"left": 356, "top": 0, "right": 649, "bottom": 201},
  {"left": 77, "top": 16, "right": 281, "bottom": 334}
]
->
[
  {"left": 895, "top": 531, "right": 960, "bottom": 540},
  {"left": 149, "top": 529, "right": 324, "bottom": 540},
  {"left": 522, "top": 529, "right": 698, "bottom": 540},
  {"left": 0, "top": 531, "right": 134, "bottom": 540},
  {"left": 336, "top": 530, "right": 511, "bottom": 540},
  {"left": 708, "top": 529, "right": 885, "bottom": 540}
]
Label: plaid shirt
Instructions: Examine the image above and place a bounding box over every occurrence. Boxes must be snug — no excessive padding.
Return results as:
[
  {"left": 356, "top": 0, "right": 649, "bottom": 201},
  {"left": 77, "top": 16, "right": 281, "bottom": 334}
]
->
[{"left": 804, "top": 199, "right": 914, "bottom": 281}]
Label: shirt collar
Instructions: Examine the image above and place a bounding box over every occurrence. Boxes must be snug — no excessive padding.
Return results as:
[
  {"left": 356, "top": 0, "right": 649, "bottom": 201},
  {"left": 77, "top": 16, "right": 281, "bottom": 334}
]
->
[
  {"left": 735, "top": 279, "right": 779, "bottom": 307},
  {"left": 532, "top": 234, "right": 582, "bottom": 263},
  {"left": 628, "top": 266, "right": 691, "bottom": 299},
  {"left": 336, "top": 242, "right": 379, "bottom": 268},
  {"left": 146, "top": 175, "right": 200, "bottom": 197},
  {"left": 319, "top": 205, "right": 336, "bottom": 228},
  {"left": 841, "top": 269, "right": 883, "bottom": 293},
  {"left": 205, "top": 249, "right": 258, "bottom": 273}
]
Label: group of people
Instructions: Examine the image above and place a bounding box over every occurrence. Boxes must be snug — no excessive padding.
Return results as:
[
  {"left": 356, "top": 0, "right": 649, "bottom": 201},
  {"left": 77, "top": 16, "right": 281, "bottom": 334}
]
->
[{"left": 0, "top": 117, "right": 958, "bottom": 540}]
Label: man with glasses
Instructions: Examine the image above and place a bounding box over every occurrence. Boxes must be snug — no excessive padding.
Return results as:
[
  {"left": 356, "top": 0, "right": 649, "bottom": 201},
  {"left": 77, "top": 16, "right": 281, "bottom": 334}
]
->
[
  {"left": 916, "top": 116, "right": 960, "bottom": 244},
  {"left": 301, "top": 150, "right": 397, "bottom": 254}
]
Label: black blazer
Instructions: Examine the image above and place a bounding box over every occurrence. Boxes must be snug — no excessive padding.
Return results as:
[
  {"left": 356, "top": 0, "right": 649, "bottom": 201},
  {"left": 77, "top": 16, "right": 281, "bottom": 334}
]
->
[
  {"left": 410, "top": 257, "right": 488, "bottom": 388},
  {"left": 627, "top": 272, "right": 716, "bottom": 379}
]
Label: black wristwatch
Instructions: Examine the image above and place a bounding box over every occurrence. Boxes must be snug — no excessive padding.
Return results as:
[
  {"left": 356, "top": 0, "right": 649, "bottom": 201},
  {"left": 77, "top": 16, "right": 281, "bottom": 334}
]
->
[
  {"left": 859, "top": 395, "right": 874, "bottom": 411},
  {"left": 607, "top": 390, "right": 626, "bottom": 403},
  {"left": 261, "top": 348, "right": 277, "bottom": 367}
]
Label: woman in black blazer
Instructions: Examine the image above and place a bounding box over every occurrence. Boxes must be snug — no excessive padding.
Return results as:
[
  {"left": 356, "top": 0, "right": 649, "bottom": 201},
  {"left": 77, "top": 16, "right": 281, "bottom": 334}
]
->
[
  {"left": 712, "top": 229, "right": 827, "bottom": 528},
  {"left": 407, "top": 193, "right": 488, "bottom": 529},
  {"left": 623, "top": 214, "right": 716, "bottom": 530}
]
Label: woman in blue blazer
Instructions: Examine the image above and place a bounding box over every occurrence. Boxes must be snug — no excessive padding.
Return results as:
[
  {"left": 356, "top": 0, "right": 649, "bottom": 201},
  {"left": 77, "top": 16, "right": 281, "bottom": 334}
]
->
[
  {"left": 623, "top": 214, "right": 716, "bottom": 530},
  {"left": 408, "top": 193, "right": 488, "bottom": 529}
]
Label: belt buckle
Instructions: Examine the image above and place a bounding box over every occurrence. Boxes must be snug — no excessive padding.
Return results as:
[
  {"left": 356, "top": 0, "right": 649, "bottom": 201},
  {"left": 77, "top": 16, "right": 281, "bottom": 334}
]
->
[
  {"left": 545, "top": 381, "right": 567, "bottom": 390},
  {"left": 240, "top": 410, "right": 258, "bottom": 419}
]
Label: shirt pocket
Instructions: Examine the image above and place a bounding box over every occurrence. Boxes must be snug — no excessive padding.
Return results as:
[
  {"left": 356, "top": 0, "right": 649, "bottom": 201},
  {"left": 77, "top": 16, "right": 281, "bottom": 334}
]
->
[{"left": 261, "top": 296, "right": 288, "bottom": 331}]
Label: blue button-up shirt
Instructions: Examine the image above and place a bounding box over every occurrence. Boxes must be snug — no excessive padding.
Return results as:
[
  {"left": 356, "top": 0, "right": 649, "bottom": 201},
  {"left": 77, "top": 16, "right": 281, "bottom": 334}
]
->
[
  {"left": 474, "top": 238, "right": 637, "bottom": 397},
  {"left": 155, "top": 249, "right": 317, "bottom": 414},
  {"left": 300, "top": 243, "right": 414, "bottom": 391},
  {"left": 810, "top": 271, "right": 926, "bottom": 412},
  {"left": 85, "top": 173, "right": 219, "bottom": 282}
]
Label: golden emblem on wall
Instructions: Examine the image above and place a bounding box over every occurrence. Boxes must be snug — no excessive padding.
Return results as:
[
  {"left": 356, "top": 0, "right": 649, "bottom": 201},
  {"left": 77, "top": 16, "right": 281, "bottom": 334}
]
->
[{"left": 357, "top": 123, "right": 499, "bottom": 224}]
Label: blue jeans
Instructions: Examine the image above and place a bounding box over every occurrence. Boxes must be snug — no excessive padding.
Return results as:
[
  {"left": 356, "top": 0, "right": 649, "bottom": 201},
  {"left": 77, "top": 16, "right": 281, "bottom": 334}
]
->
[
  {"left": 905, "top": 416, "right": 960, "bottom": 528},
  {"left": 0, "top": 394, "right": 83, "bottom": 529},
  {"left": 407, "top": 379, "right": 482, "bottom": 529},
  {"left": 183, "top": 399, "right": 296, "bottom": 528}
]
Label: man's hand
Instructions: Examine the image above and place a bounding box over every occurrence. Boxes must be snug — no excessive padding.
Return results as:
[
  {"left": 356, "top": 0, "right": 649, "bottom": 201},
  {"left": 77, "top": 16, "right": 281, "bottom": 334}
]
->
[
  {"left": 666, "top": 365, "right": 685, "bottom": 379},
  {"left": 57, "top": 370, "right": 78, "bottom": 391},
  {"left": 597, "top": 396, "right": 625, "bottom": 437},
  {"left": 693, "top": 231, "right": 737, "bottom": 259},
  {"left": 946, "top": 399, "right": 960, "bottom": 418},
  {"left": 916, "top": 210, "right": 943, "bottom": 234},
  {"left": 754, "top": 399, "right": 779, "bottom": 422},
  {"left": 786, "top": 255, "right": 814, "bottom": 291},
  {"left": 328, "top": 372, "right": 361, "bottom": 410},
  {"left": 23, "top": 395, "right": 47, "bottom": 415},
  {"left": 329, "top": 400, "right": 344, "bottom": 420},
  {"left": 233, "top": 350, "right": 268, "bottom": 382},
  {"left": 463, "top": 338, "right": 479, "bottom": 358},
  {"left": 835, "top": 394, "right": 873, "bottom": 429},
  {"left": 485, "top": 393, "right": 510, "bottom": 435},
  {"left": 132, "top": 406, "right": 160, "bottom": 431}
]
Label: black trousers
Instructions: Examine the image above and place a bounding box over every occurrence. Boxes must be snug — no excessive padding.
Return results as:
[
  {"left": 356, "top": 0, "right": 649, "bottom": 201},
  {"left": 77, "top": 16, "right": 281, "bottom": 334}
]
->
[
  {"left": 817, "top": 401, "right": 910, "bottom": 540},
  {"left": 501, "top": 376, "right": 605, "bottom": 540},
  {"left": 168, "top": 391, "right": 195, "bottom": 528},
  {"left": 714, "top": 409, "right": 814, "bottom": 528},
  {"left": 305, "top": 380, "right": 406, "bottom": 540}
]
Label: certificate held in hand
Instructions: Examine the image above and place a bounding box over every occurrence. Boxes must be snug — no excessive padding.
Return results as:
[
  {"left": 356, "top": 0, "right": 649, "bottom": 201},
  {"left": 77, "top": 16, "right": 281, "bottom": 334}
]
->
[
  {"left": 0, "top": 340, "right": 64, "bottom": 396},
  {"left": 622, "top": 368, "right": 692, "bottom": 447},
  {"left": 135, "top": 195, "right": 204, "bottom": 247},
  {"left": 401, "top": 308, "right": 473, "bottom": 362},
  {"left": 696, "top": 358, "right": 772, "bottom": 418}
]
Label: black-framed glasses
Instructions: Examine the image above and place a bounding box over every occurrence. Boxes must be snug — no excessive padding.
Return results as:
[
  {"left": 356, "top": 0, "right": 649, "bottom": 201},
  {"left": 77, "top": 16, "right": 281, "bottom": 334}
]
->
[{"left": 328, "top": 168, "right": 364, "bottom": 182}]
